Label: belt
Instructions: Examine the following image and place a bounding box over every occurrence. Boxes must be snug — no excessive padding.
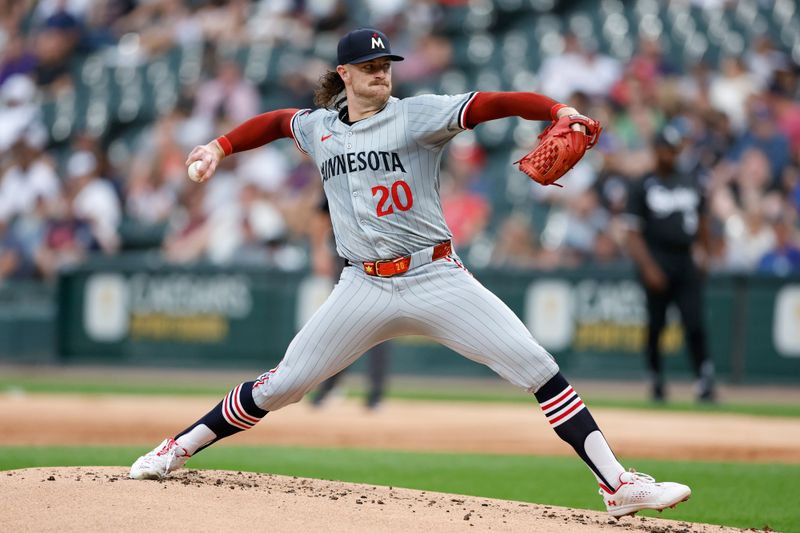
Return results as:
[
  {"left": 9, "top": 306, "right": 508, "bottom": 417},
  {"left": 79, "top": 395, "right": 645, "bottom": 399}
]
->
[{"left": 358, "top": 240, "right": 453, "bottom": 278}]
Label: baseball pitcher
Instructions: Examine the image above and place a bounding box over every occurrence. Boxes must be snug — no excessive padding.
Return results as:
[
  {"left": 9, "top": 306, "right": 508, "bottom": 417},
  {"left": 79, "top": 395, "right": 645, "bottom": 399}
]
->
[{"left": 131, "top": 28, "right": 691, "bottom": 518}]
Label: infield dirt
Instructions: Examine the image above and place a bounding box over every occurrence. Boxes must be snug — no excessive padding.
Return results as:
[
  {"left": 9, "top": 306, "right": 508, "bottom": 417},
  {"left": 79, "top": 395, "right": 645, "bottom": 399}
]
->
[
  {"left": 1, "top": 393, "right": 798, "bottom": 462},
  {"left": 1, "top": 467, "right": 744, "bottom": 533}
]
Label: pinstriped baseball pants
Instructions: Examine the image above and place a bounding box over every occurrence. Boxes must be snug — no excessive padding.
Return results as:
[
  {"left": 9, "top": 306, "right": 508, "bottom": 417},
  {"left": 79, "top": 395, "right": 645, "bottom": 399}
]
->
[{"left": 251, "top": 258, "right": 559, "bottom": 411}]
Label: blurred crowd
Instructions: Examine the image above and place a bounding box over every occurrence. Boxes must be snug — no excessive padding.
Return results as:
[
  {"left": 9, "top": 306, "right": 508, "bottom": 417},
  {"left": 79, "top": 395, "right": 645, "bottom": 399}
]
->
[{"left": 1, "top": 0, "right": 799, "bottom": 283}]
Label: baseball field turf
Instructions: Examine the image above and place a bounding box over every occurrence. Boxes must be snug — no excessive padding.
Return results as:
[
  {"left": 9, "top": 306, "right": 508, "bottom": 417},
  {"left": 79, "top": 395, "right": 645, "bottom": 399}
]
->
[{"left": 1, "top": 372, "right": 798, "bottom": 532}]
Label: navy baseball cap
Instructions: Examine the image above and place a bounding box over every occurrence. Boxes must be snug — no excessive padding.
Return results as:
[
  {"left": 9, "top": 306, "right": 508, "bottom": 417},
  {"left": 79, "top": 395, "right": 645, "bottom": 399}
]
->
[{"left": 337, "top": 28, "right": 404, "bottom": 65}]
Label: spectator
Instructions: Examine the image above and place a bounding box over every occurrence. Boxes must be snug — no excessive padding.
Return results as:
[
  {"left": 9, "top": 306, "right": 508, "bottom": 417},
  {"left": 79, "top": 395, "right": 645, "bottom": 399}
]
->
[
  {"left": 0, "top": 74, "right": 41, "bottom": 152},
  {"left": 610, "top": 37, "right": 676, "bottom": 109},
  {"left": 541, "top": 189, "right": 608, "bottom": 264},
  {"left": 0, "top": 32, "right": 38, "bottom": 86},
  {"left": 162, "top": 185, "right": 210, "bottom": 264},
  {"left": 78, "top": 0, "right": 120, "bottom": 53},
  {"left": 125, "top": 167, "right": 178, "bottom": 227},
  {"left": 769, "top": 83, "right": 800, "bottom": 155},
  {"left": 539, "top": 33, "right": 622, "bottom": 102},
  {"left": 717, "top": 190, "right": 777, "bottom": 272},
  {"left": 757, "top": 213, "right": 800, "bottom": 276},
  {"left": 65, "top": 151, "right": 122, "bottom": 254},
  {"left": 195, "top": 0, "right": 249, "bottom": 47},
  {"left": 781, "top": 164, "right": 800, "bottom": 213},
  {"left": 676, "top": 61, "right": 713, "bottom": 110},
  {"left": 708, "top": 57, "right": 759, "bottom": 132},
  {"left": 126, "top": 106, "right": 210, "bottom": 231},
  {"left": 727, "top": 101, "right": 791, "bottom": 184},
  {"left": 684, "top": 110, "right": 734, "bottom": 176},
  {"left": 34, "top": 190, "right": 94, "bottom": 279},
  {"left": 0, "top": 219, "right": 33, "bottom": 281},
  {"left": 440, "top": 139, "right": 491, "bottom": 249},
  {"left": 0, "top": 124, "right": 60, "bottom": 223},
  {"left": 116, "top": 0, "right": 203, "bottom": 57},
  {"left": 205, "top": 182, "right": 288, "bottom": 266},
  {"left": 605, "top": 102, "right": 663, "bottom": 178},
  {"left": 193, "top": 59, "right": 260, "bottom": 126},
  {"left": 744, "top": 35, "right": 787, "bottom": 90},
  {"left": 393, "top": 33, "right": 452, "bottom": 85},
  {"left": 489, "top": 214, "right": 542, "bottom": 270},
  {"left": 31, "top": 0, "right": 82, "bottom": 91}
]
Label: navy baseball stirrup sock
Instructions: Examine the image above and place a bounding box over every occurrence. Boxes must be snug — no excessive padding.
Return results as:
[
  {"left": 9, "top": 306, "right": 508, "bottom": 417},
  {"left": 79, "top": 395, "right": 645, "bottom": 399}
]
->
[
  {"left": 535, "top": 373, "right": 625, "bottom": 490},
  {"left": 174, "top": 381, "right": 268, "bottom": 455}
]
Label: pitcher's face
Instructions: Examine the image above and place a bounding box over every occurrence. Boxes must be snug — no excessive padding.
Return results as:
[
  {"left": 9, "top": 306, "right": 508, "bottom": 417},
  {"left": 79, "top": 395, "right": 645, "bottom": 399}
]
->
[{"left": 340, "top": 57, "right": 393, "bottom": 107}]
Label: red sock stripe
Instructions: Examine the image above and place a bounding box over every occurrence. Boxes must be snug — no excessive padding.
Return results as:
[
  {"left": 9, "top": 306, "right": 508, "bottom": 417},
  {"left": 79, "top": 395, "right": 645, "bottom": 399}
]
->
[
  {"left": 540, "top": 386, "right": 574, "bottom": 411},
  {"left": 227, "top": 387, "right": 257, "bottom": 428},
  {"left": 222, "top": 390, "right": 252, "bottom": 430},
  {"left": 231, "top": 384, "right": 261, "bottom": 425},
  {"left": 549, "top": 399, "right": 585, "bottom": 425}
]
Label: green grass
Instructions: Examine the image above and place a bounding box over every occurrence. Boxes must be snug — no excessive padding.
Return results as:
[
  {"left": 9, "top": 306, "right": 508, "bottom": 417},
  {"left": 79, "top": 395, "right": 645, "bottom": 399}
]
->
[
  {"left": 2, "top": 376, "right": 799, "bottom": 418},
  {"left": 0, "top": 377, "right": 231, "bottom": 397},
  {"left": 1, "top": 445, "right": 796, "bottom": 532},
  {"left": 376, "top": 388, "right": 800, "bottom": 418}
]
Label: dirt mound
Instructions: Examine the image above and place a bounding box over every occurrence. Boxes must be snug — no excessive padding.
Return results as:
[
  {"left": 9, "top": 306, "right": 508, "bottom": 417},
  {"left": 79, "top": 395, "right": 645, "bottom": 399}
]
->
[{"left": 1, "top": 467, "right": 741, "bottom": 533}]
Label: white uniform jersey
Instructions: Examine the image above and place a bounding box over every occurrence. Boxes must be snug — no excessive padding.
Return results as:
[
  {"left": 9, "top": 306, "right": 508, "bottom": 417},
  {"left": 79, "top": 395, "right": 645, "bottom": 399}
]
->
[{"left": 290, "top": 93, "right": 477, "bottom": 262}]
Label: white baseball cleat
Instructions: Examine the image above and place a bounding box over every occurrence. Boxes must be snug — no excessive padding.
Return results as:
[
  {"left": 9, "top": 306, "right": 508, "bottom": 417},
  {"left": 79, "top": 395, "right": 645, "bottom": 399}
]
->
[
  {"left": 600, "top": 470, "right": 691, "bottom": 518},
  {"left": 129, "top": 438, "right": 191, "bottom": 480}
]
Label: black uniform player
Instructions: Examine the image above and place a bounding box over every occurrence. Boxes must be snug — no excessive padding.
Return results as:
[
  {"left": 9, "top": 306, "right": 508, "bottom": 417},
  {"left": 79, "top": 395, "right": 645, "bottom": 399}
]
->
[{"left": 625, "top": 126, "right": 716, "bottom": 403}]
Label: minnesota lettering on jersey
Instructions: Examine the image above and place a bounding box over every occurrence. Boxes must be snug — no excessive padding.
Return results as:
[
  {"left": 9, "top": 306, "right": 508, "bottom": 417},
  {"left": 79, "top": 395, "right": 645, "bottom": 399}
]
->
[{"left": 320, "top": 151, "right": 407, "bottom": 182}]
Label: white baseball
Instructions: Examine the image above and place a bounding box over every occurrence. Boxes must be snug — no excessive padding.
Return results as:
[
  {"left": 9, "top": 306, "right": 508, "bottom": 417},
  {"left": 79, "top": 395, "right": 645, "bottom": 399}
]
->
[{"left": 188, "top": 161, "right": 205, "bottom": 182}]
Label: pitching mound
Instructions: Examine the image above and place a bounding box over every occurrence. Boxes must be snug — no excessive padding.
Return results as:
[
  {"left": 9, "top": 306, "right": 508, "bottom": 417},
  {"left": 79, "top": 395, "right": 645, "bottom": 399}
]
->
[{"left": 3, "top": 467, "right": 740, "bottom": 533}]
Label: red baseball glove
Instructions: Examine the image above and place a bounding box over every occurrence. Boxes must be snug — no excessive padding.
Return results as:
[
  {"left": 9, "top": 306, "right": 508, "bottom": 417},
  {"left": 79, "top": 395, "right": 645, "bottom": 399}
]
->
[{"left": 516, "top": 114, "right": 602, "bottom": 187}]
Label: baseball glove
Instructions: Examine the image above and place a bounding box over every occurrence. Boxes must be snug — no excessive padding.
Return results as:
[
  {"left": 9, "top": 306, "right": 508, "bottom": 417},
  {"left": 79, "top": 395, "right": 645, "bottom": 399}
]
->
[{"left": 516, "top": 114, "right": 602, "bottom": 187}]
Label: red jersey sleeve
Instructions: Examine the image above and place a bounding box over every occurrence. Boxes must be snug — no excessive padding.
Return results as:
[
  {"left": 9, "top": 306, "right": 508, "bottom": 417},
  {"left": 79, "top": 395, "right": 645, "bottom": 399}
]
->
[
  {"left": 216, "top": 109, "right": 299, "bottom": 156},
  {"left": 463, "top": 92, "right": 564, "bottom": 129}
]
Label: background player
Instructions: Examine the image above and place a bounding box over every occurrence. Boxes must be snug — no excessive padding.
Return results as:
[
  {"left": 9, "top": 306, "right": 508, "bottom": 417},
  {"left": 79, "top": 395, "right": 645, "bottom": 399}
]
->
[
  {"left": 625, "top": 126, "right": 716, "bottom": 403},
  {"left": 130, "top": 28, "right": 692, "bottom": 519}
]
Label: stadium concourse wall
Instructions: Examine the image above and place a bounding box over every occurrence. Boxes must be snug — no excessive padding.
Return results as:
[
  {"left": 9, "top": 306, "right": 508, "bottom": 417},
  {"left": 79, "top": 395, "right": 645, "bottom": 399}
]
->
[{"left": 2, "top": 259, "right": 800, "bottom": 384}]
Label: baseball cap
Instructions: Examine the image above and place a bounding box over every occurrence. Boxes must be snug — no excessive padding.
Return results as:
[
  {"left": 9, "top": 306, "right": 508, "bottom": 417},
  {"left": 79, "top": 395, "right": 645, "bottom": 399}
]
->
[{"left": 337, "top": 28, "right": 404, "bottom": 65}]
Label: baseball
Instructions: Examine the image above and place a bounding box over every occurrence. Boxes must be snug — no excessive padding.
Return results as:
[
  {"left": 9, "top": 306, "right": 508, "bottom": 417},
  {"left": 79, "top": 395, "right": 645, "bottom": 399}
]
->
[{"left": 188, "top": 160, "right": 205, "bottom": 182}]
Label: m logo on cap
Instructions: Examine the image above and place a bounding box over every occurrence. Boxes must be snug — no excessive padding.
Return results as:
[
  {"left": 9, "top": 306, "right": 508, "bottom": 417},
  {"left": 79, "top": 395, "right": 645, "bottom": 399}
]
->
[{"left": 337, "top": 28, "right": 404, "bottom": 65}]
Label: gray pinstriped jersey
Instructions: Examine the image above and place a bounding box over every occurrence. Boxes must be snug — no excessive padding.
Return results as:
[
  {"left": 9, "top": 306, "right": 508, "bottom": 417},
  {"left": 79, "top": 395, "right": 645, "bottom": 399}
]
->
[{"left": 290, "top": 93, "right": 478, "bottom": 262}]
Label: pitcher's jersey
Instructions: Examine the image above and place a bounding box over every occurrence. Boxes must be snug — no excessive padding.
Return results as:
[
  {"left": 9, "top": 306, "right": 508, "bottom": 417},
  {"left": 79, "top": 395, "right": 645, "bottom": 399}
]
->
[{"left": 290, "top": 92, "right": 478, "bottom": 262}]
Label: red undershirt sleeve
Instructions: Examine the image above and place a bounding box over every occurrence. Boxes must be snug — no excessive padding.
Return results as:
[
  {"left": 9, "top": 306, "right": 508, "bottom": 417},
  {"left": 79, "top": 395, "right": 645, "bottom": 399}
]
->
[
  {"left": 215, "top": 109, "right": 300, "bottom": 156},
  {"left": 463, "top": 92, "right": 565, "bottom": 129}
]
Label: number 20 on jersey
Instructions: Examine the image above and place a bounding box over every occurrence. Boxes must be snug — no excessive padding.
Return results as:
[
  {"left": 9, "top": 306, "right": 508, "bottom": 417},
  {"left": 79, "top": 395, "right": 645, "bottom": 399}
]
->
[{"left": 372, "top": 180, "right": 414, "bottom": 217}]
